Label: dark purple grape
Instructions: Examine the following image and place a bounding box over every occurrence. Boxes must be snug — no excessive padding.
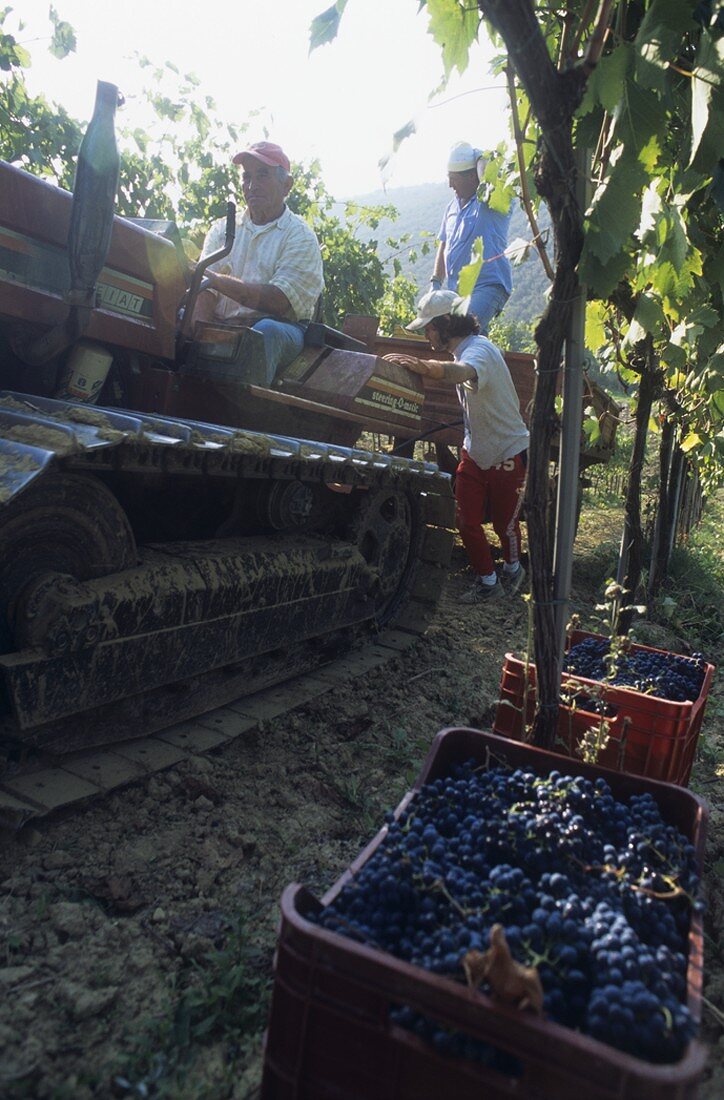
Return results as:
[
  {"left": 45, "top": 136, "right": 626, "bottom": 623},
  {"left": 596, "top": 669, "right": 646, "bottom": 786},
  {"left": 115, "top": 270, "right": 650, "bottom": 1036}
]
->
[
  {"left": 563, "top": 640, "right": 708, "bottom": 702},
  {"left": 312, "top": 761, "right": 701, "bottom": 1065}
]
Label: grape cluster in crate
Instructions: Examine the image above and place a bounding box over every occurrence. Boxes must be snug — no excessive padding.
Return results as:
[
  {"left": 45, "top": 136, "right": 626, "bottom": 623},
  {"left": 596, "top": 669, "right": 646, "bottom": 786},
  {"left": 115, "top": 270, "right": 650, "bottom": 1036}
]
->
[
  {"left": 313, "top": 761, "right": 701, "bottom": 1065},
  {"left": 564, "top": 637, "right": 708, "bottom": 702}
]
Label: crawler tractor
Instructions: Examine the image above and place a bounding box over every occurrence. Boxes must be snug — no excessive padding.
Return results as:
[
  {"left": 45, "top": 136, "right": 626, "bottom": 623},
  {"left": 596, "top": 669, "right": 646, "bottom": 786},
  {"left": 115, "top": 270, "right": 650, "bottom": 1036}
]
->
[
  {"left": 0, "top": 83, "right": 617, "bottom": 772},
  {"left": 0, "top": 83, "right": 459, "bottom": 760}
]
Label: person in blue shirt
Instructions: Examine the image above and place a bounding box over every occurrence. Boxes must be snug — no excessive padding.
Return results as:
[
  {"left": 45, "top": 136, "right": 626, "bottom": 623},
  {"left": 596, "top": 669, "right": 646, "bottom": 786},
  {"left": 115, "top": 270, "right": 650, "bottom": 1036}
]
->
[{"left": 430, "top": 141, "right": 513, "bottom": 334}]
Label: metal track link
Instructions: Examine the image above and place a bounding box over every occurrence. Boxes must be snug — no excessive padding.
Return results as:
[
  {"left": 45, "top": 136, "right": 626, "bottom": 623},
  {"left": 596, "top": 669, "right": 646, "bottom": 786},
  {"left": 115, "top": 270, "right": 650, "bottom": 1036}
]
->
[
  {"left": 0, "top": 390, "right": 451, "bottom": 501},
  {"left": 0, "top": 628, "right": 422, "bottom": 830}
]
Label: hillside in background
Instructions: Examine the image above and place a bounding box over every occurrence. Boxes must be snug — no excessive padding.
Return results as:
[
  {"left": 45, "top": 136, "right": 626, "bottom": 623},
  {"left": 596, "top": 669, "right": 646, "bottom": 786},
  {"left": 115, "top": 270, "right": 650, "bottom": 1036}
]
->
[{"left": 346, "top": 182, "right": 551, "bottom": 326}]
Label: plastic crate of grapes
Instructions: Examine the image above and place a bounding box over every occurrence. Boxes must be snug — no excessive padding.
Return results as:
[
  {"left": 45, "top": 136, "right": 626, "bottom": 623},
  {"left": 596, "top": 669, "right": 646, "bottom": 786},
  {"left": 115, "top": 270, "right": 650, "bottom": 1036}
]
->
[
  {"left": 493, "top": 630, "right": 715, "bottom": 786},
  {"left": 261, "top": 727, "right": 707, "bottom": 1100}
]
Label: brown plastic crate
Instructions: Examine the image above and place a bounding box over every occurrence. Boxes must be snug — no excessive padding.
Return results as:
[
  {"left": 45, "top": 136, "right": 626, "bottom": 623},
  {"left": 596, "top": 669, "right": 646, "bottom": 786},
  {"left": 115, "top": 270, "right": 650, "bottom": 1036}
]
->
[
  {"left": 262, "top": 727, "right": 708, "bottom": 1100},
  {"left": 493, "top": 630, "right": 716, "bottom": 786}
]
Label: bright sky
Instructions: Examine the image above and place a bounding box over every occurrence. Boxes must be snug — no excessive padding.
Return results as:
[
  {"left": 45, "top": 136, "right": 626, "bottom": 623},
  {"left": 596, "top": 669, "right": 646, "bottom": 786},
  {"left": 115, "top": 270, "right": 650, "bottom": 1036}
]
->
[{"left": 15, "top": 0, "right": 510, "bottom": 198}]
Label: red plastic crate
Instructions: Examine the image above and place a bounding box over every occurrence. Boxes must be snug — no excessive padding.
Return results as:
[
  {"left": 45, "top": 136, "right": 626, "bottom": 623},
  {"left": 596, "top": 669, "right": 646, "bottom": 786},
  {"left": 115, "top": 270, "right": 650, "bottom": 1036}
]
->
[
  {"left": 262, "top": 727, "right": 708, "bottom": 1100},
  {"left": 493, "top": 630, "right": 715, "bottom": 786}
]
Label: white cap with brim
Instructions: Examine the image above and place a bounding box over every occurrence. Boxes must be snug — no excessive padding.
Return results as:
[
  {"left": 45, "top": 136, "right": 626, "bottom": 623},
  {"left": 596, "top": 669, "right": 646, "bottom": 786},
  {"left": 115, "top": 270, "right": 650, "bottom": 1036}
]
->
[
  {"left": 405, "top": 288, "right": 465, "bottom": 332},
  {"left": 447, "top": 141, "right": 481, "bottom": 174}
]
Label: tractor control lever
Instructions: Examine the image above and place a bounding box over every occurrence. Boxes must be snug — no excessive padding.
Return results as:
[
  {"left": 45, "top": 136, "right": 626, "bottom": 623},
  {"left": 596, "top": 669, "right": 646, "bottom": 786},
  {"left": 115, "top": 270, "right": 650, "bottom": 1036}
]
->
[{"left": 178, "top": 201, "right": 236, "bottom": 339}]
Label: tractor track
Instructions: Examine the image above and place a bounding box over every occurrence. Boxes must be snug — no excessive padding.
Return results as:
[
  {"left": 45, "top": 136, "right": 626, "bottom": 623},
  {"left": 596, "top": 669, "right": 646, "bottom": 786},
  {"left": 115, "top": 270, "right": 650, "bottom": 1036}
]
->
[
  {"left": 0, "top": 625, "right": 422, "bottom": 830},
  {"left": 0, "top": 392, "right": 455, "bottom": 827}
]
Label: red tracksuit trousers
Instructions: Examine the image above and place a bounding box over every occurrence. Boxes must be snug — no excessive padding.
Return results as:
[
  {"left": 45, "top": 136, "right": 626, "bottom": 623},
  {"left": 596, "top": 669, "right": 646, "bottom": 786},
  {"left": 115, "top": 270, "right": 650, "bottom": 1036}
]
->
[{"left": 455, "top": 448, "right": 526, "bottom": 577}]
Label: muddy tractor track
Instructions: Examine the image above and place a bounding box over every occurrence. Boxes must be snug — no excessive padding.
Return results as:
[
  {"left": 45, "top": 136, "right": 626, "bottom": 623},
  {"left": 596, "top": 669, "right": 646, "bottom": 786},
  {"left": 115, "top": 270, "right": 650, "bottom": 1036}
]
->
[{"left": 0, "top": 393, "right": 455, "bottom": 825}]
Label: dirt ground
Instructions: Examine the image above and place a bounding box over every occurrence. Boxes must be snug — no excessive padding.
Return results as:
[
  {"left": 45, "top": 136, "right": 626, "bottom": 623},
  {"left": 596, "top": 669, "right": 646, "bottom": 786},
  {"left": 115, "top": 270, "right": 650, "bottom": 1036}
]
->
[{"left": 0, "top": 518, "right": 722, "bottom": 1099}]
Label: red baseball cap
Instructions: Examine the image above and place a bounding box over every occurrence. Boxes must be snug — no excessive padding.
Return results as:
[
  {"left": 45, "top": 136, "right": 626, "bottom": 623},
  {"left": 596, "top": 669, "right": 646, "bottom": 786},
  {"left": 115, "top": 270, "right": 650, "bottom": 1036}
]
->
[{"left": 232, "top": 142, "right": 291, "bottom": 173}]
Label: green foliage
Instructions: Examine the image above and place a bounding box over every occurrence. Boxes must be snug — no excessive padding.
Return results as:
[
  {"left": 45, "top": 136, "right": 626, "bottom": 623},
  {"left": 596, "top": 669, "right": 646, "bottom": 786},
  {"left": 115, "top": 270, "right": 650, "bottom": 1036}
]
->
[
  {"left": 313, "top": 0, "right": 722, "bottom": 498},
  {"left": 424, "top": 0, "right": 480, "bottom": 80},
  {"left": 635, "top": 0, "right": 696, "bottom": 90},
  {"left": 316, "top": 216, "right": 387, "bottom": 325},
  {"left": 581, "top": 148, "right": 649, "bottom": 274},
  {"left": 48, "top": 5, "right": 76, "bottom": 59},
  {"left": 113, "top": 914, "right": 269, "bottom": 1098},
  {"left": 691, "top": 23, "right": 724, "bottom": 168},
  {"left": 457, "top": 236, "right": 484, "bottom": 299},
  {"left": 580, "top": 43, "right": 632, "bottom": 114},
  {"left": 489, "top": 315, "right": 537, "bottom": 354},
  {"left": 663, "top": 490, "right": 724, "bottom": 650},
  {"left": 570, "top": 2, "right": 724, "bottom": 491},
  {"left": 0, "top": 7, "right": 404, "bottom": 328},
  {"left": 0, "top": 8, "right": 82, "bottom": 181},
  {"left": 377, "top": 274, "right": 418, "bottom": 336},
  {"left": 309, "top": 1, "right": 348, "bottom": 52}
]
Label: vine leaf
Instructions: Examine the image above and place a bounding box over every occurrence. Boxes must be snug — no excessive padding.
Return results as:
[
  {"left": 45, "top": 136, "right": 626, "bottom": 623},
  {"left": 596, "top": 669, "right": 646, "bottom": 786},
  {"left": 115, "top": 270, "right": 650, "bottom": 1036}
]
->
[
  {"left": 49, "top": 6, "right": 76, "bottom": 60},
  {"left": 661, "top": 340, "right": 688, "bottom": 369},
  {"left": 585, "top": 301, "right": 608, "bottom": 353},
  {"left": 377, "top": 119, "right": 418, "bottom": 180},
  {"left": 690, "top": 33, "right": 724, "bottom": 169},
  {"left": 613, "top": 80, "right": 668, "bottom": 152},
  {"left": 583, "top": 412, "right": 601, "bottom": 445},
  {"left": 463, "top": 925, "right": 544, "bottom": 1015},
  {"left": 585, "top": 148, "right": 648, "bottom": 265},
  {"left": 578, "top": 249, "right": 630, "bottom": 299},
  {"left": 633, "top": 293, "right": 666, "bottom": 336},
  {"left": 634, "top": 0, "right": 696, "bottom": 92},
  {"left": 457, "top": 237, "right": 483, "bottom": 298},
  {"left": 309, "top": 2, "right": 348, "bottom": 53},
  {"left": 0, "top": 41, "right": 30, "bottom": 69},
  {"left": 480, "top": 155, "right": 516, "bottom": 215},
  {"left": 505, "top": 237, "right": 533, "bottom": 265},
  {"left": 706, "top": 240, "right": 724, "bottom": 291},
  {"left": 647, "top": 209, "right": 703, "bottom": 307},
  {"left": 578, "top": 42, "right": 632, "bottom": 116},
  {"left": 425, "top": 0, "right": 479, "bottom": 79},
  {"left": 392, "top": 118, "right": 417, "bottom": 152}
]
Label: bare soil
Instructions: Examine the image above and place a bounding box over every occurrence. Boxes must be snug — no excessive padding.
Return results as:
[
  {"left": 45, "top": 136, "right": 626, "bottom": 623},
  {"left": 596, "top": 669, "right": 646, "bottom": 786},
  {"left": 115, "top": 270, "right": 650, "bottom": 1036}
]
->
[{"left": 0, "top": 513, "right": 722, "bottom": 1100}]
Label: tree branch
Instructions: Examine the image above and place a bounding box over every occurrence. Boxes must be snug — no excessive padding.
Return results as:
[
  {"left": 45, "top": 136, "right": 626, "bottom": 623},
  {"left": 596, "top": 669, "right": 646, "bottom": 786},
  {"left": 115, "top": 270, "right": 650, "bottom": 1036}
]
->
[
  {"left": 568, "top": 0, "right": 599, "bottom": 65},
  {"left": 557, "top": 7, "right": 578, "bottom": 72},
  {"left": 583, "top": 0, "right": 616, "bottom": 72},
  {"left": 479, "top": 0, "right": 589, "bottom": 749},
  {"left": 506, "top": 65, "right": 555, "bottom": 281},
  {"left": 592, "top": 113, "right": 614, "bottom": 186}
]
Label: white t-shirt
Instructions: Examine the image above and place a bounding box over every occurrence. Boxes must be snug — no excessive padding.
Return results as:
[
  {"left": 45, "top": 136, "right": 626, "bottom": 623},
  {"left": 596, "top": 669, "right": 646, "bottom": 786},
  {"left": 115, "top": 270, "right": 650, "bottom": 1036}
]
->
[
  {"left": 454, "top": 334, "right": 529, "bottom": 470},
  {"left": 202, "top": 205, "right": 324, "bottom": 323}
]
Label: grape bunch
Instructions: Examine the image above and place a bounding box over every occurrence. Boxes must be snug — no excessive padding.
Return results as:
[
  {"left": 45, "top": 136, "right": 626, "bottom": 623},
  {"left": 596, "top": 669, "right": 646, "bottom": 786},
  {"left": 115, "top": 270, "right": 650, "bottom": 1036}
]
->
[
  {"left": 312, "top": 762, "right": 702, "bottom": 1067},
  {"left": 564, "top": 637, "right": 707, "bottom": 702}
]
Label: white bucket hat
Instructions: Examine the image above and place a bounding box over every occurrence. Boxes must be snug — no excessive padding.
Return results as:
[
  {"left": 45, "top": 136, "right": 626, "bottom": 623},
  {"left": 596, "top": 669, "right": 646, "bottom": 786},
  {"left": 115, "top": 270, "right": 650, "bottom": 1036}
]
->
[
  {"left": 447, "top": 141, "right": 482, "bottom": 174},
  {"left": 405, "top": 288, "right": 465, "bottom": 332}
]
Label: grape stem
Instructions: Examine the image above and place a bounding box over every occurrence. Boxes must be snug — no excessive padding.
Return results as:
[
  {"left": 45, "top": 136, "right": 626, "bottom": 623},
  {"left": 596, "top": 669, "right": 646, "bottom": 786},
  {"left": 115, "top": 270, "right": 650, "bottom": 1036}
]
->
[
  {"left": 572, "top": 857, "right": 692, "bottom": 902},
  {"left": 703, "top": 996, "right": 724, "bottom": 1027}
]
